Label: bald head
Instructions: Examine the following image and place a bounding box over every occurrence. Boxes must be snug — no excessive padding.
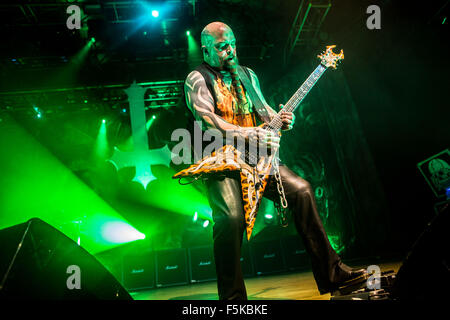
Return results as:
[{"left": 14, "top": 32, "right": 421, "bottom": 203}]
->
[
  {"left": 201, "top": 22, "right": 233, "bottom": 47},
  {"left": 200, "top": 22, "right": 237, "bottom": 70}
]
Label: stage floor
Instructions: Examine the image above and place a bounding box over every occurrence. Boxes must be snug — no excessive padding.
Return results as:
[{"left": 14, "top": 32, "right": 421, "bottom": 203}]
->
[{"left": 129, "top": 261, "right": 402, "bottom": 300}]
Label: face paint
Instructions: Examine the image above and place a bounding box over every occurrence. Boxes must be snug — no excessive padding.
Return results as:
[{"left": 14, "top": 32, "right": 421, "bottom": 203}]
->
[{"left": 201, "top": 22, "right": 238, "bottom": 70}]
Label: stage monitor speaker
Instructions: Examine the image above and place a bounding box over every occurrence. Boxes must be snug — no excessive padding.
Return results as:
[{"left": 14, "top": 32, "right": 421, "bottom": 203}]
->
[
  {"left": 188, "top": 246, "right": 216, "bottom": 283},
  {"left": 281, "top": 235, "right": 310, "bottom": 271},
  {"left": 0, "top": 218, "right": 132, "bottom": 299},
  {"left": 155, "top": 248, "right": 189, "bottom": 287},
  {"left": 251, "top": 239, "right": 286, "bottom": 275},
  {"left": 392, "top": 204, "right": 449, "bottom": 300},
  {"left": 123, "top": 250, "right": 155, "bottom": 291}
]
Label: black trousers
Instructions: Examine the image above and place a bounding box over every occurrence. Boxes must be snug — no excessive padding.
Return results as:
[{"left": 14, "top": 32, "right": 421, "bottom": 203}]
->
[{"left": 205, "top": 164, "right": 343, "bottom": 300}]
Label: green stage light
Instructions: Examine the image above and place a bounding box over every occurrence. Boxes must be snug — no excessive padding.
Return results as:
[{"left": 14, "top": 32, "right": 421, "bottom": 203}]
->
[
  {"left": 151, "top": 10, "right": 159, "bottom": 18},
  {"left": 0, "top": 114, "right": 141, "bottom": 254},
  {"left": 100, "top": 221, "right": 146, "bottom": 244},
  {"left": 33, "top": 106, "right": 43, "bottom": 119},
  {"left": 264, "top": 214, "right": 273, "bottom": 219},
  {"left": 146, "top": 115, "right": 156, "bottom": 130},
  {"left": 187, "top": 29, "right": 201, "bottom": 69},
  {"left": 95, "top": 119, "right": 108, "bottom": 159},
  {"left": 202, "top": 220, "right": 209, "bottom": 228},
  {"left": 90, "top": 37, "right": 96, "bottom": 43},
  {"left": 193, "top": 212, "right": 198, "bottom": 222}
]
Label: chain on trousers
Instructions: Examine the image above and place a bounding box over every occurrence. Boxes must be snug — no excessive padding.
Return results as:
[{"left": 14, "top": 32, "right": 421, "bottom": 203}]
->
[{"left": 204, "top": 164, "right": 344, "bottom": 300}]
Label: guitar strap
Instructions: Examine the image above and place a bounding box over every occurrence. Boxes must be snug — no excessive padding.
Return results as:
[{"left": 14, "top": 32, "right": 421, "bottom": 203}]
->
[{"left": 237, "top": 66, "right": 272, "bottom": 124}]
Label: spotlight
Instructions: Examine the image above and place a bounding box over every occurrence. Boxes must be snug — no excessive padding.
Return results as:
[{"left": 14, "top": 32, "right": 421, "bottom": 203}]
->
[
  {"left": 33, "top": 106, "right": 43, "bottom": 119},
  {"left": 152, "top": 115, "right": 156, "bottom": 119},
  {"left": 264, "top": 214, "right": 273, "bottom": 220},
  {"left": 193, "top": 212, "right": 198, "bottom": 222},
  {"left": 202, "top": 220, "right": 209, "bottom": 228},
  {"left": 102, "top": 119, "right": 106, "bottom": 124},
  {"left": 186, "top": 30, "right": 190, "bottom": 36},
  {"left": 264, "top": 213, "right": 275, "bottom": 225},
  {"left": 100, "top": 221, "right": 146, "bottom": 244},
  {"left": 151, "top": 10, "right": 159, "bottom": 18},
  {"left": 90, "top": 37, "right": 96, "bottom": 43}
]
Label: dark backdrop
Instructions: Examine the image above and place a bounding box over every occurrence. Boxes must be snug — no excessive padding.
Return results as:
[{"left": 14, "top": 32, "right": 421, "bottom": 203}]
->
[{"left": 259, "top": 0, "right": 449, "bottom": 255}]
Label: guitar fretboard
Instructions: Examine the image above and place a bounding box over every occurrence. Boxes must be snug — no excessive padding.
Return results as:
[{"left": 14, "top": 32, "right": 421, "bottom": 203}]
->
[{"left": 268, "top": 63, "right": 327, "bottom": 132}]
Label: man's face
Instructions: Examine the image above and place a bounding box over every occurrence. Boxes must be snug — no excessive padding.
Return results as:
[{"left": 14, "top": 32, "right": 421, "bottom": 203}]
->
[{"left": 202, "top": 24, "right": 238, "bottom": 70}]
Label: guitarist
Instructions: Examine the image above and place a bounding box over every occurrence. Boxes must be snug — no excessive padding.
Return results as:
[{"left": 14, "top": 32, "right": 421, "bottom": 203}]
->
[{"left": 183, "top": 21, "right": 365, "bottom": 300}]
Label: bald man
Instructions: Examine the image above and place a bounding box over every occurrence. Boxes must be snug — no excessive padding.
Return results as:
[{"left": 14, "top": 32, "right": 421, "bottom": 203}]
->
[{"left": 182, "top": 22, "right": 365, "bottom": 300}]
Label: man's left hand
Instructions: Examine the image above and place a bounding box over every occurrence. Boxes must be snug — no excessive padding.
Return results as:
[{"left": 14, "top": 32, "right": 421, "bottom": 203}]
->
[{"left": 279, "top": 104, "right": 295, "bottom": 131}]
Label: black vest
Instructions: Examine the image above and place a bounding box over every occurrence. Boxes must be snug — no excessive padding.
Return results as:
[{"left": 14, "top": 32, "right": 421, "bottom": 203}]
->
[
  {"left": 175, "top": 63, "right": 271, "bottom": 164},
  {"left": 193, "top": 62, "right": 271, "bottom": 125}
]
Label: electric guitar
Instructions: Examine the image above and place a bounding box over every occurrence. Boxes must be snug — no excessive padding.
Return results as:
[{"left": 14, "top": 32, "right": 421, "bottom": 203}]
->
[{"left": 173, "top": 45, "right": 344, "bottom": 240}]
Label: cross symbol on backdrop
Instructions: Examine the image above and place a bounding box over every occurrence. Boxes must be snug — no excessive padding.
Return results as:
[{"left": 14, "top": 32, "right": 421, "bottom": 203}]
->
[{"left": 108, "top": 82, "right": 172, "bottom": 189}]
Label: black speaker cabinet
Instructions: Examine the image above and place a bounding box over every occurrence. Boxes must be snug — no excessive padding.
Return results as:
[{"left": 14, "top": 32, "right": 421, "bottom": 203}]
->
[
  {"left": 155, "top": 248, "right": 189, "bottom": 287},
  {"left": 281, "top": 235, "right": 310, "bottom": 271},
  {"left": 188, "top": 246, "right": 216, "bottom": 283},
  {"left": 251, "top": 239, "right": 286, "bottom": 275},
  {"left": 123, "top": 250, "right": 155, "bottom": 291},
  {"left": 0, "top": 218, "right": 131, "bottom": 299}
]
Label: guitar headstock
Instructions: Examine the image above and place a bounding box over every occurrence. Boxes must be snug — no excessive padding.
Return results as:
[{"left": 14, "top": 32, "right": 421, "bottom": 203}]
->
[{"left": 318, "top": 45, "right": 344, "bottom": 69}]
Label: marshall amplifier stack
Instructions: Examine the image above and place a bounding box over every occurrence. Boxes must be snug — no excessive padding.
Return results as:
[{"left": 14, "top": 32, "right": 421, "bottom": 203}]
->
[
  {"left": 251, "top": 238, "right": 286, "bottom": 275},
  {"left": 155, "top": 248, "right": 189, "bottom": 288},
  {"left": 119, "top": 236, "right": 312, "bottom": 292},
  {"left": 122, "top": 250, "right": 156, "bottom": 291},
  {"left": 188, "top": 246, "right": 216, "bottom": 283}
]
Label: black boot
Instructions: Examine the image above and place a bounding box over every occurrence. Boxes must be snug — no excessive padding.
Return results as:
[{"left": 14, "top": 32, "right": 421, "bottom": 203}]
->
[{"left": 319, "top": 261, "right": 367, "bottom": 294}]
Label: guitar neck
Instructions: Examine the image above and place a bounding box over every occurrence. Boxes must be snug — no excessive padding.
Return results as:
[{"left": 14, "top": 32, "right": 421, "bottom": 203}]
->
[{"left": 268, "top": 63, "right": 327, "bottom": 131}]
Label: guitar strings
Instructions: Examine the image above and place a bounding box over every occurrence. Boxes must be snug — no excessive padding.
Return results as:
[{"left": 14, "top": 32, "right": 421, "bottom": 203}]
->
[{"left": 267, "top": 65, "right": 326, "bottom": 132}]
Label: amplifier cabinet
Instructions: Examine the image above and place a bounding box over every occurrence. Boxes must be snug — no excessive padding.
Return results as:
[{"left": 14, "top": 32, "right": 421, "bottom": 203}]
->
[
  {"left": 188, "top": 246, "right": 216, "bottom": 283},
  {"left": 155, "top": 248, "right": 189, "bottom": 287},
  {"left": 281, "top": 235, "right": 310, "bottom": 271},
  {"left": 251, "top": 239, "right": 286, "bottom": 275},
  {"left": 240, "top": 243, "right": 255, "bottom": 278},
  {"left": 123, "top": 250, "right": 155, "bottom": 291}
]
